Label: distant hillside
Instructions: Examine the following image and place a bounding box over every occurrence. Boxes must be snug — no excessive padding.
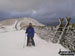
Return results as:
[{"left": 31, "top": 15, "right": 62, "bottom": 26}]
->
[{"left": 0, "top": 17, "right": 45, "bottom": 30}]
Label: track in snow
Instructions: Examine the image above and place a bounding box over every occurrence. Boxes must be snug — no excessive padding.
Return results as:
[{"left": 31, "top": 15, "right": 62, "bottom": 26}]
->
[{"left": 0, "top": 30, "right": 67, "bottom": 56}]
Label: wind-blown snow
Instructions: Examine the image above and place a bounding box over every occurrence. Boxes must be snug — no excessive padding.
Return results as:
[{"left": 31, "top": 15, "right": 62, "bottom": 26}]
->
[{"left": 0, "top": 30, "right": 67, "bottom": 56}]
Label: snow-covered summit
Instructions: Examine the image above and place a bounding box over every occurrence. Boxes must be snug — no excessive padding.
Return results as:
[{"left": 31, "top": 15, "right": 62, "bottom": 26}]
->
[
  {"left": 16, "top": 18, "right": 45, "bottom": 30},
  {"left": 0, "top": 18, "right": 44, "bottom": 26},
  {"left": 0, "top": 17, "right": 44, "bottom": 32}
]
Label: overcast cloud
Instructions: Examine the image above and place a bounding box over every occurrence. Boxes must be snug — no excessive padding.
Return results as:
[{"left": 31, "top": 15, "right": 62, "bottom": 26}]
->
[{"left": 0, "top": 0, "right": 75, "bottom": 24}]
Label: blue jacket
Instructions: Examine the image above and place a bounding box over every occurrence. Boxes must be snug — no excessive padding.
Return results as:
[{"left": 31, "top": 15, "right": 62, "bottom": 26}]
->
[{"left": 26, "top": 26, "right": 35, "bottom": 37}]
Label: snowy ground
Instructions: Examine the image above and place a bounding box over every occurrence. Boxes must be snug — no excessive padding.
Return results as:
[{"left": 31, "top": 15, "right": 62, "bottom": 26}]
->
[{"left": 0, "top": 30, "right": 67, "bottom": 56}]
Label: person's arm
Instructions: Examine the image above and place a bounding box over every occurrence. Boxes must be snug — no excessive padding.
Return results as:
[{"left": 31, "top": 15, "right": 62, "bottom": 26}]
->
[{"left": 25, "top": 28, "right": 28, "bottom": 33}]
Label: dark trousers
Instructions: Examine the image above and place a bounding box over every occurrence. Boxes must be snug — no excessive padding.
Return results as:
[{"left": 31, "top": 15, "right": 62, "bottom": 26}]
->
[{"left": 27, "top": 37, "right": 35, "bottom": 46}]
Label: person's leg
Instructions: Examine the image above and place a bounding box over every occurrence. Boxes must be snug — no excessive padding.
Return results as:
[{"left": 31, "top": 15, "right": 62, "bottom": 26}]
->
[
  {"left": 31, "top": 37, "right": 35, "bottom": 46},
  {"left": 27, "top": 37, "right": 30, "bottom": 46}
]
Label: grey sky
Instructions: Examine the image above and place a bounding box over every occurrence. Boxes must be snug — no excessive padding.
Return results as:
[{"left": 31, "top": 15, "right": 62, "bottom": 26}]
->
[{"left": 0, "top": 0, "right": 75, "bottom": 24}]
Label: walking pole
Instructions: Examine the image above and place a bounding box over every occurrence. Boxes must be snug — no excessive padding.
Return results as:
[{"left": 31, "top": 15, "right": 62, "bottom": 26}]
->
[{"left": 23, "top": 33, "right": 26, "bottom": 48}]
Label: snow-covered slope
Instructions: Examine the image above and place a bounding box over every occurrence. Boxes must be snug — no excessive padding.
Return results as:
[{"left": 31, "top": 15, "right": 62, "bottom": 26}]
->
[
  {"left": 0, "top": 19, "right": 16, "bottom": 26},
  {"left": 0, "top": 30, "right": 67, "bottom": 56},
  {"left": 0, "top": 20, "right": 17, "bottom": 33},
  {"left": 16, "top": 18, "right": 44, "bottom": 30},
  {"left": 0, "top": 18, "right": 44, "bottom": 31}
]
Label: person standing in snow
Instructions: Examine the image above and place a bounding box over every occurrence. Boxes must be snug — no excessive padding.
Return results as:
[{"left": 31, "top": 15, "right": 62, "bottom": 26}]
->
[{"left": 26, "top": 23, "right": 35, "bottom": 46}]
